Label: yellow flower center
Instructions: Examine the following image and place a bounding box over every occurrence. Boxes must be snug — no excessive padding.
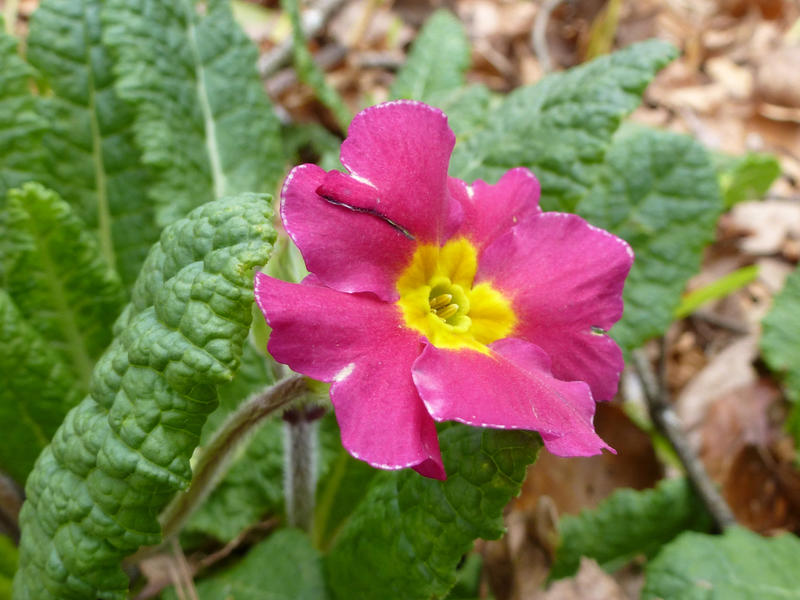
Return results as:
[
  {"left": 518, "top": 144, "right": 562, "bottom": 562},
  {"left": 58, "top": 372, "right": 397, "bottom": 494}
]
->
[{"left": 396, "top": 238, "right": 516, "bottom": 354}]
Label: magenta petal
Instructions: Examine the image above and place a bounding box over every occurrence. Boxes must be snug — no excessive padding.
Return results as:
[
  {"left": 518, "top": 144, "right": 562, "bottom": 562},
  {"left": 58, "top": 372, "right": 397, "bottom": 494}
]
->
[
  {"left": 281, "top": 163, "right": 415, "bottom": 301},
  {"left": 452, "top": 167, "right": 541, "bottom": 250},
  {"left": 413, "top": 338, "right": 611, "bottom": 456},
  {"left": 478, "top": 213, "right": 633, "bottom": 400},
  {"left": 339, "top": 100, "right": 459, "bottom": 242},
  {"left": 254, "top": 273, "right": 444, "bottom": 477}
]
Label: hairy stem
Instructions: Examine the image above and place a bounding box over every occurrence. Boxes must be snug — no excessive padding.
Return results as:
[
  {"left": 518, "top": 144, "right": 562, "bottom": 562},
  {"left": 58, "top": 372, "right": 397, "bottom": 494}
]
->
[
  {"left": 159, "top": 374, "right": 310, "bottom": 540},
  {"left": 632, "top": 345, "right": 736, "bottom": 531},
  {"left": 283, "top": 406, "right": 325, "bottom": 532}
]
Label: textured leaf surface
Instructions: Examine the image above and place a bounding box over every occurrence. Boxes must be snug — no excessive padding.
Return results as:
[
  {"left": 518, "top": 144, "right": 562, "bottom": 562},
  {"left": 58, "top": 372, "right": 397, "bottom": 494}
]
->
[
  {"left": 449, "top": 40, "right": 677, "bottom": 212},
  {"left": 184, "top": 345, "right": 283, "bottom": 542},
  {"left": 0, "top": 183, "right": 124, "bottom": 389},
  {"left": 761, "top": 265, "right": 800, "bottom": 403},
  {"left": 643, "top": 527, "right": 800, "bottom": 599},
  {"left": 13, "top": 194, "right": 275, "bottom": 600},
  {"left": 550, "top": 478, "right": 713, "bottom": 580},
  {"left": 104, "top": 0, "right": 283, "bottom": 226},
  {"left": 325, "top": 426, "right": 541, "bottom": 600},
  {"left": 390, "top": 10, "right": 470, "bottom": 102},
  {"left": 26, "top": 0, "right": 158, "bottom": 288},
  {"left": 0, "top": 290, "right": 80, "bottom": 483},
  {"left": 0, "top": 18, "right": 47, "bottom": 195},
  {"left": 577, "top": 126, "right": 723, "bottom": 353},
  {"left": 168, "top": 529, "right": 327, "bottom": 600}
]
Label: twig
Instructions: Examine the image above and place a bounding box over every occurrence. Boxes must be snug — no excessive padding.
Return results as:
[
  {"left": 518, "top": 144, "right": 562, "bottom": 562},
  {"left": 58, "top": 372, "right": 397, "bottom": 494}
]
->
[
  {"left": 170, "top": 538, "right": 199, "bottom": 600},
  {"left": 158, "top": 374, "right": 310, "bottom": 541},
  {"left": 531, "top": 0, "right": 564, "bottom": 74},
  {"left": 632, "top": 344, "right": 736, "bottom": 531},
  {"left": 258, "top": 0, "right": 347, "bottom": 79},
  {"left": 690, "top": 310, "right": 752, "bottom": 335},
  {"left": 196, "top": 518, "right": 279, "bottom": 572},
  {"left": 0, "top": 473, "right": 22, "bottom": 541}
]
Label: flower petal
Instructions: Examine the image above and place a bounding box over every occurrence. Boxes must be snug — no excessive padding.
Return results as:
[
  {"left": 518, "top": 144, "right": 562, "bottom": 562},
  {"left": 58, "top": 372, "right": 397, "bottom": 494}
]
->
[
  {"left": 281, "top": 163, "right": 416, "bottom": 301},
  {"left": 338, "top": 100, "right": 460, "bottom": 242},
  {"left": 254, "top": 272, "right": 444, "bottom": 478},
  {"left": 477, "top": 212, "right": 632, "bottom": 400},
  {"left": 412, "top": 338, "right": 612, "bottom": 456},
  {"left": 452, "top": 167, "right": 541, "bottom": 250}
]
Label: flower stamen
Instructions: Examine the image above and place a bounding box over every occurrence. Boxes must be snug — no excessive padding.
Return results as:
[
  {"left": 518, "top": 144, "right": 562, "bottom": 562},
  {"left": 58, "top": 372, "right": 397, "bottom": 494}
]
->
[
  {"left": 434, "top": 303, "right": 459, "bottom": 320},
  {"left": 429, "top": 293, "right": 453, "bottom": 310}
]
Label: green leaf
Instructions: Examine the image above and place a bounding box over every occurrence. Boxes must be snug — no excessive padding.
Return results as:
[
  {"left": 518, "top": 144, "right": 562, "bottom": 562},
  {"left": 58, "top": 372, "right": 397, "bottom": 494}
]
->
[
  {"left": 184, "top": 342, "right": 284, "bottom": 543},
  {"left": 674, "top": 265, "right": 758, "bottom": 319},
  {"left": 761, "top": 265, "right": 800, "bottom": 403},
  {"left": 325, "top": 426, "right": 541, "bottom": 600},
  {"left": 550, "top": 478, "right": 713, "bottom": 580},
  {"left": 577, "top": 126, "right": 724, "bottom": 353},
  {"left": 13, "top": 194, "right": 275, "bottom": 600},
  {"left": 0, "top": 18, "right": 47, "bottom": 195},
  {"left": 168, "top": 529, "right": 328, "bottom": 600},
  {"left": 390, "top": 10, "right": 470, "bottom": 102},
  {"left": 0, "top": 290, "right": 80, "bottom": 483},
  {"left": 0, "top": 535, "right": 17, "bottom": 581},
  {"left": 0, "top": 183, "right": 125, "bottom": 390},
  {"left": 281, "top": 0, "right": 351, "bottom": 132},
  {"left": 427, "top": 84, "right": 493, "bottom": 144},
  {"left": 449, "top": 40, "right": 678, "bottom": 212},
  {"left": 715, "top": 151, "right": 781, "bottom": 208},
  {"left": 103, "top": 0, "right": 284, "bottom": 226},
  {"left": 643, "top": 527, "right": 800, "bottom": 599},
  {"left": 0, "top": 534, "right": 16, "bottom": 600},
  {"left": 312, "top": 440, "right": 377, "bottom": 551},
  {"left": 26, "top": 0, "right": 159, "bottom": 289}
]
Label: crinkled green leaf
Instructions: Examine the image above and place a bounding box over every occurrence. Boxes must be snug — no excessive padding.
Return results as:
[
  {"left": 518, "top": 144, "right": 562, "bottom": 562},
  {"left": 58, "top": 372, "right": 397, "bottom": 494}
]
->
[
  {"left": 643, "top": 527, "right": 800, "bottom": 599},
  {"left": 103, "top": 0, "right": 283, "bottom": 226},
  {"left": 578, "top": 126, "right": 724, "bottom": 353},
  {"left": 449, "top": 40, "right": 678, "bottom": 212},
  {"left": 390, "top": 10, "right": 470, "bottom": 102},
  {"left": 184, "top": 344, "right": 282, "bottom": 543},
  {"left": 714, "top": 151, "right": 781, "bottom": 208},
  {"left": 0, "top": 18, "right": 47, "bottom": 195},
  {"left": 0, "top": 290, "right": 80, "bottom": 483},
  {"left": 13, "top": 194, "right": 275, "bottom": 600},
  {"left": 325, "top": 426, "right": 541, "bottom": 600},
  {"left": 550, "top": 478, "right": 713, "bottom": 580},
  {"left": 0, "top": 183, "right": 125, "bottom": 389},
  {"left": 428, "top": 84, "right": 493, "bottom": 144},
  {"left": 168, "top": 529, "right": 328, "bottom": 600},
  {"left": 26, "top": 0, "right": 158, "bottom": 289},
  {"left": 761, "top": 265, "right": 800, "bottom": 404}
]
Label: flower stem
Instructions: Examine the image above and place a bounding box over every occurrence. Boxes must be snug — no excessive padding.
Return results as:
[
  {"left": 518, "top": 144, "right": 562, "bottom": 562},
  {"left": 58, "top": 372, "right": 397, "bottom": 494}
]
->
[
  {"left": 283, "top": 405, "right": 325, "bottom": 532},
  {"left": 159, "top": 374, "right": 309, "bottom": 540}
]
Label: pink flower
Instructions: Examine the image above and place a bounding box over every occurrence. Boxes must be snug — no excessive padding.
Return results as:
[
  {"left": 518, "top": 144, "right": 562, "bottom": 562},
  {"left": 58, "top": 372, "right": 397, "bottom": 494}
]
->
[{"left": 255, "top": 101, "right": 633, "bottom": 480}]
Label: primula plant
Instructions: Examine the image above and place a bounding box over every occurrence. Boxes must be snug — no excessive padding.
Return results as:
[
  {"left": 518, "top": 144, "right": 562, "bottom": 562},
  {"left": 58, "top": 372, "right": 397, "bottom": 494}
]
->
[{"left": 1, "top": 1, "right": 798, "bottom": 600}]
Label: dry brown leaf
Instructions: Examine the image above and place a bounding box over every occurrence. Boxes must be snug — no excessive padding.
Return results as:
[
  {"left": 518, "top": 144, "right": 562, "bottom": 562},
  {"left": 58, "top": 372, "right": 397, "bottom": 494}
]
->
[
  {"left": 730, "top": 199, "right": 800, "bottom": 255},
  {"left": 756, "top": 45, "right": 800, "bottom": 107},
  {"left": 540, "top": 558, "right": 630, "bottom": 600}
]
